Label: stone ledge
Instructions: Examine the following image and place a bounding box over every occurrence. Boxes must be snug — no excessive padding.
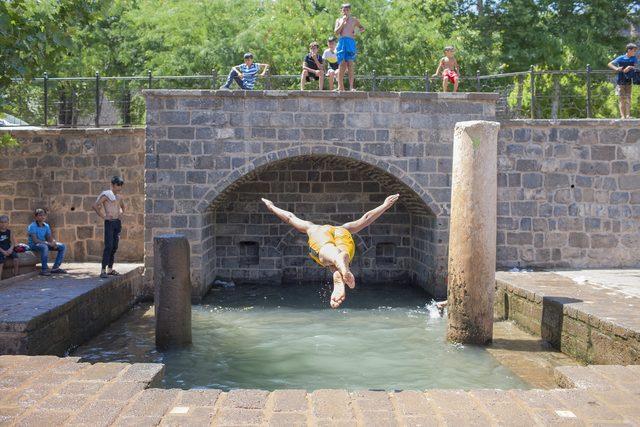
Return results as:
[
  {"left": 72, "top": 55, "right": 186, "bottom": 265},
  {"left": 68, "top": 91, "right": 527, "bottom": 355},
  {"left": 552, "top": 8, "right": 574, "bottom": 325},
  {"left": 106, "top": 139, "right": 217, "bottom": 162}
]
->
[
  {"left": 143, "top": 89, "right": 500, "bottom": 101},
  {"left": 495, "top": 271, "right": 640, "bottom": 365},
  {"left": 500, "top": 118, "right": 640, "bottom": 127},
  {"left": 0, "top": 126, "right": 145, "bottom": 136}
]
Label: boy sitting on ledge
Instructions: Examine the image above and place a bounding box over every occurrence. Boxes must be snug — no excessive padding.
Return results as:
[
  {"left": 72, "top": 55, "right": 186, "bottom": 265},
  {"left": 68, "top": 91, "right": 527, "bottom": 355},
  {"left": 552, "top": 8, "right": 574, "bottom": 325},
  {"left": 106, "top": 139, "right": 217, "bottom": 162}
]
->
[
  {"left": 0, "top": 215, "right": 19, "bottom": 279},
  {"left": 27, "top": 208, "right": 67, "bottom": 276}
]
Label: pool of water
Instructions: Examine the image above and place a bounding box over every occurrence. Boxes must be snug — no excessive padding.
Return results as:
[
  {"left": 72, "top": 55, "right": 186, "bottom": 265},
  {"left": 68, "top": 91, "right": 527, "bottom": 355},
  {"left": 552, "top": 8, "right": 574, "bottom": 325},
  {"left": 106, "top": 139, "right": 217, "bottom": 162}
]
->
[{"left": 74, "top": 282, "right": 530, "bottom": 391}]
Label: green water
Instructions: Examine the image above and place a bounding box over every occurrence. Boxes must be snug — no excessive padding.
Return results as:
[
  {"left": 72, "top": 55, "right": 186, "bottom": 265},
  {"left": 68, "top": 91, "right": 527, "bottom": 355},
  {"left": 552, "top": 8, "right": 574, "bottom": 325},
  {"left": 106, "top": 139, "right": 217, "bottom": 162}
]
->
[{"left": 75, "top": 283, "right": 529, "bottom": 391}]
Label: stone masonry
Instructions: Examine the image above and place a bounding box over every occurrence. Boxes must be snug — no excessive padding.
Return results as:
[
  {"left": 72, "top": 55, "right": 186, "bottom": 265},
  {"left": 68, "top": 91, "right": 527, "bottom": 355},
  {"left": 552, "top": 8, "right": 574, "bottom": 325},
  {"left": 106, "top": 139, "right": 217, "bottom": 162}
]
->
[
  {"left": 144, "top": 90, "right": 498, "bottom": 299},
  {"left": 1, "top": 355, "right": 640, "bottom": 426},
  {"left": 497, "top": 120, "right": 640, "bottom": 269},
  {"left": 0, "top": 128, "right": 145, "bottom": 263},
  {"left": 3, "top": 96, "right": 639, "bottom": 300}
]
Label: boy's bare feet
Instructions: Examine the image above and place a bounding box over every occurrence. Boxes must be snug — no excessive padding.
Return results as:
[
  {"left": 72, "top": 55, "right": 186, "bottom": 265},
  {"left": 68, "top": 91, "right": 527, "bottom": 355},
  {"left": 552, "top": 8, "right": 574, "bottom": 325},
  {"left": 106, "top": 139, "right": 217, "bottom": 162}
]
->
[
  {"left": 335, "top": 251, "right": 355, "bottom": 288},
  {"left": 436, "top": 301, "right": 447, "bottom": 315},
  {"left": 330, "top": 270, "right": 346, "bottom": 308}
]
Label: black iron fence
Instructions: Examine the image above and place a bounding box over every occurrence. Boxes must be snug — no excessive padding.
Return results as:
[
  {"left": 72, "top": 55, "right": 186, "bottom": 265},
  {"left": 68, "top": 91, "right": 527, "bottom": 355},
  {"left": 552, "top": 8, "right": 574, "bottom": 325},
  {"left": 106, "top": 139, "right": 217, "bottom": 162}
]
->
[{"left": 2, "top": 66, "right": 637, "bottom": 127}]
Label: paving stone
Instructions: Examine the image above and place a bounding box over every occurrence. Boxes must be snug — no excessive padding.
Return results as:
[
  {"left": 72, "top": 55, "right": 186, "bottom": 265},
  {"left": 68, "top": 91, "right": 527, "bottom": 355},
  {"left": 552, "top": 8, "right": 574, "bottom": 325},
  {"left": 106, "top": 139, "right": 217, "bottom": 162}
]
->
[
  {"left": 112, "top": 415, "right": 163, "bottom": 427},
  {"left": 351, "top": 390, "right": 393, "bottom": 412},
  {"left": 469, "top": 389, "right": 537, "bottom": 425},
  {"left": 119, "top": 388, "right": 179, "bottom": 418},
  {"left": 36, "top": 393, "right": 90, "bottom": 411},
  {"left": 215, "top": 408, "right": 265, "bottom": 426},
  {"left": 57, "top": 381, "right": 105, "bottom": 396},
  {"left": 359, "top": 410, "right": 398, "bottom": 426},
  {"left": 0, "top": 405, "right": 25, "bottom": 425},
  {"left": 392, "top": 391, "right": 432, "bottom": 416},
  {"left": 159, "top": 407, "right": 216, "bottom": 426},
  {"left": 177, "top": 389, "right": 221, "bottom": 406},
  {"left": 548, "top": 389, "right": 625, "bottom": 422},
  {"left": 96, "top": 382, "right": 146, "bottom": 401},
  {"left": 76, "top": 362, "right": 130, "bottom": 382},
  {"left": 13, "top": 409, "right": 72, "bottom": 427},
  {"left": 65, "top": 399, "right": 127, "bottom": 427},
  {"left": 271, "top": 389, "right": 307, "bottom": 412},
  {"left": 116, "top": 363, "right": 165, "bottom": 386},
  {"left": 223, "top": 389, "right": 269, "bottom": 409},
  {"left": 554, "top": 366, "right": 617, "bottom": 390},
  {"left": 310, "top": 389, "right": 354, "bottom": 419},
  {"left": 267, "top": 412, "right": 307, "bottom": 426}
]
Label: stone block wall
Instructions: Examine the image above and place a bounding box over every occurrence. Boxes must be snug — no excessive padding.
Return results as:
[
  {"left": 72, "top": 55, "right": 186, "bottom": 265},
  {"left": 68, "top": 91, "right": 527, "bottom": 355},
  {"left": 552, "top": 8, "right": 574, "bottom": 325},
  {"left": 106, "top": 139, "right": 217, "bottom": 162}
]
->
[
  {"left": 144, "top": 90, "right": 499, "bottom": 299},
  {"left": 0, "top": 128, "right": 145, "bottom": 262},
  {"left": 496, "top": 120, "right": 640, "bottom": 268}
]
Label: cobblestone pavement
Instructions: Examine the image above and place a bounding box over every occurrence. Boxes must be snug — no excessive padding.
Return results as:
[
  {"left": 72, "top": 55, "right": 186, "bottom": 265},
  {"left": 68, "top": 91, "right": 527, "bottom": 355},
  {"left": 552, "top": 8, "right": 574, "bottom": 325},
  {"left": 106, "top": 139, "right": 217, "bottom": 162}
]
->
[{"left": 0, "top": 355, "right": 639, "bottom": 426}]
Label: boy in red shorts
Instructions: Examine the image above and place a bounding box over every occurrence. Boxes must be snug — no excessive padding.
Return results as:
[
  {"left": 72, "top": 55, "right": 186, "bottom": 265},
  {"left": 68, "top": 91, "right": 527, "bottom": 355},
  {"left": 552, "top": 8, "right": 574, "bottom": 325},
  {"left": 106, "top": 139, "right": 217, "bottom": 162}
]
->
[{"left": 433, "top": 46, "right": 460, "bottom": 92}]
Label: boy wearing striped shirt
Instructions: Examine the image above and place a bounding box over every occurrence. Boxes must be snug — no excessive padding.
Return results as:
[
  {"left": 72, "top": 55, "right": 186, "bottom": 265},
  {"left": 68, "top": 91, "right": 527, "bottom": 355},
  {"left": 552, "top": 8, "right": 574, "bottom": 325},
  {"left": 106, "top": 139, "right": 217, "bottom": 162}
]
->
[{"left": 220, "top": 53, "right": 270, "bottom": 90}]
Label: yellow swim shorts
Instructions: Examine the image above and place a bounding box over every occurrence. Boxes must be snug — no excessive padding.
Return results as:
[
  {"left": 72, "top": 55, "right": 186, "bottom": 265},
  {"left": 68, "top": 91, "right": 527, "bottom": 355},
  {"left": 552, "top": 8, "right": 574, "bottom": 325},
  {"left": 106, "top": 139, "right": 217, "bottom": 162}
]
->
[{"left": 308, "top": 226, "right": 355, "bottom": 267}]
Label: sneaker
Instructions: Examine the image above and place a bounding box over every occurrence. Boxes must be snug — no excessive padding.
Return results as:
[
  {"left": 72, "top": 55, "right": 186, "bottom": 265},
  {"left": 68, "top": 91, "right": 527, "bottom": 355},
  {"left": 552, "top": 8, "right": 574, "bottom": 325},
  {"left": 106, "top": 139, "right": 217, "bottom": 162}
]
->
[
  {"left": 219, "top": 85, "right": 230, "bottom": 91},
  {"left": 100, "top": 271, "right": 108, "bottom": 279},
  {"left": 51, "top": 268, "right": 67, "bottom": 274},
  {"left": 39, "top": 270, "right": 51, "bottom": 276}
]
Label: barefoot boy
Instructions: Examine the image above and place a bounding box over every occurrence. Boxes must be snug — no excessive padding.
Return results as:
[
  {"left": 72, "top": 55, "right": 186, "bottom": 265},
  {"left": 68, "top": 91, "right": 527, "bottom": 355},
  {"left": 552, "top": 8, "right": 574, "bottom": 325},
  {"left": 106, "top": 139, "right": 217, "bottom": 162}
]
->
[
  {"left": 219, "top": 53, "right": 270, "bottom": 90},
  {"left": 28, "top": 209, "right": 67, "bottom": 276},
  {"left": 0, "top": 215, "right": 19, "bottom": 279},
  {"left": 433, "top": 46, "right": 460, "bottom": 92},
  {"left": 262, "top": 194, "right": 399, "bottom": 309},
  {"left": 93, "top": 176, "right": 125, "bottom": 278},
  {"left": 334, "top": 3, "right": 365, "bottom": 91},
  {"left": 301, "top": 41, "right": 324, "bottom": 90},
  {"left": 322, "top": 37, "right": 339, "bottom": 91}
]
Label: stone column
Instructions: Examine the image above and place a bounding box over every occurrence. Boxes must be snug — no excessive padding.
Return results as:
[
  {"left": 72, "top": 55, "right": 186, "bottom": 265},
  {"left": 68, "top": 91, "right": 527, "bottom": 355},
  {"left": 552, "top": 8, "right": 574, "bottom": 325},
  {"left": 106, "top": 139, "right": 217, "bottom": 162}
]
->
[
  {"left": 446, "top": 120, "right": 500, "bottom": 345},
  {"left": 154, "top": 234, "right": 192, "bottom": 349}
]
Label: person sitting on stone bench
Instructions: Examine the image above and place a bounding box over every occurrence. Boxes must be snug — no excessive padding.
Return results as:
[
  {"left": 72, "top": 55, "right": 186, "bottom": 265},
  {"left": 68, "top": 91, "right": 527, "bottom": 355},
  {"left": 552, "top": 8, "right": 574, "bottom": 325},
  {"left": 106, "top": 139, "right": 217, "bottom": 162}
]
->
[
  {"left": 0, "top": 215, "right": 19, "bottom": 280},
  {"left": 262, "top": 194, "right": 399, "bottom": 309},
  {"left": 27, "top": 208, "right": 67, "bottom": 276}
]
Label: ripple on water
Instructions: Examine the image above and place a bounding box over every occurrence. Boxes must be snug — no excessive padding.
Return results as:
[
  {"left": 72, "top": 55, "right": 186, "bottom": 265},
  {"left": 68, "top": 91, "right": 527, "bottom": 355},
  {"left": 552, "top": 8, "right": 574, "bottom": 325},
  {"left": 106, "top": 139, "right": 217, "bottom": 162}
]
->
[{"left": 74, "top": 283, "right": 529, "bottom": 391}]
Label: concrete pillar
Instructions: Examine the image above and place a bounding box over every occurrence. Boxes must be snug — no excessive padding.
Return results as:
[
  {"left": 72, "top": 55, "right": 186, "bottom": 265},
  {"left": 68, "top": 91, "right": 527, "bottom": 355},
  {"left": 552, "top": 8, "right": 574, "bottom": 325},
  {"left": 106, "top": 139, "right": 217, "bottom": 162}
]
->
[
  {"left": 154, "top": 234, "right": 192, "bottom": 349},
  {"left": 446, "top": 120, "right": 500, "bottom": 345}
]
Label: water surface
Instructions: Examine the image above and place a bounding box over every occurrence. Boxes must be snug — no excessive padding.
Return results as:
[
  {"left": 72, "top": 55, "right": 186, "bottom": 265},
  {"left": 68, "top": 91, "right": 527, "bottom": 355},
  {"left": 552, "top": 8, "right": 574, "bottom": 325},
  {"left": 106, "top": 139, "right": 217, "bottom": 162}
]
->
[{"left": 75, "top": 282, "right": 529, "bottom": 390}]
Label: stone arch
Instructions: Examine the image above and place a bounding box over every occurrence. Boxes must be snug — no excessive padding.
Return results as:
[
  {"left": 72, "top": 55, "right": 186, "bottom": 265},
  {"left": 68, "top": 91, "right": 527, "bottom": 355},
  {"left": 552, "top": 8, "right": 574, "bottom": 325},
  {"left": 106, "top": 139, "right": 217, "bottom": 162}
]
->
[
  {"left": 202, "top": 152, "right": 447, "bottom": 295},
  {"left": 195, "top": 144, "right": 442, "bottom": 217}
]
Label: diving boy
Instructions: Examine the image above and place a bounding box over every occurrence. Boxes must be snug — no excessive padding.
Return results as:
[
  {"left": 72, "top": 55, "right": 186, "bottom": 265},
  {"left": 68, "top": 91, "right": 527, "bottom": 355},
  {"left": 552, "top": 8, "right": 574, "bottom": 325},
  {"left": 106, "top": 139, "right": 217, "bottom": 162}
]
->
[{"left": 262, "top": 194, "right": 399, "bottom": 309}]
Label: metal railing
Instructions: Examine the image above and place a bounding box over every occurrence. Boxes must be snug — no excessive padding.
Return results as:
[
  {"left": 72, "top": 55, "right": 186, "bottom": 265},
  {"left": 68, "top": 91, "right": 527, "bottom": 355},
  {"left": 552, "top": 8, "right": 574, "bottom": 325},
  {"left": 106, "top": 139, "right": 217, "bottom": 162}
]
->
[{"left": 2, "top": 66, "right": 634, "bottom": 127}]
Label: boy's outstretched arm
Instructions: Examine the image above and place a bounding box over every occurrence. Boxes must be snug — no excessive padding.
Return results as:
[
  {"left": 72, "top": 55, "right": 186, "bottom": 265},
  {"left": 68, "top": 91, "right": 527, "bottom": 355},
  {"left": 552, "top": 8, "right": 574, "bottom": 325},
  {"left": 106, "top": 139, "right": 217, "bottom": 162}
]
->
[
  {"left": 261, "top": 198, "right": 313, "bottom": 233},
  {"left": 432, "top": 59, "right": 443, "bottom": 77},
  {"left": 342, "top": 194, "right": 399, "bottom": 233}
]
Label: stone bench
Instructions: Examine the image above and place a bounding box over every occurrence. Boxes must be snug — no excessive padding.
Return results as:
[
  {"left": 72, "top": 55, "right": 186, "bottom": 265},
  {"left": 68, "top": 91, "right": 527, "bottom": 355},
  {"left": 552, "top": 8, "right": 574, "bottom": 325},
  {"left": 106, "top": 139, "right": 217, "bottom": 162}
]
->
[{"left": 1, "top": 251, "right": 38, "bottom": 280}]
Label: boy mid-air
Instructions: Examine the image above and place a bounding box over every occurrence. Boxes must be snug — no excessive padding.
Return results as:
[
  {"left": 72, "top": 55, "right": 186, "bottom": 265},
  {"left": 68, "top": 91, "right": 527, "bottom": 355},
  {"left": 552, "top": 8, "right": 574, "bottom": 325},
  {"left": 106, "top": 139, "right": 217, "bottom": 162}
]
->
[
  {"left": 433, "top": 46, "right": 460, "bottom": 92},
  {"left": 334, "top": 3, "right": 365, "bottom": 91},
  {"left": 262, "top": 194, "right": 399, "bottom": 308}
]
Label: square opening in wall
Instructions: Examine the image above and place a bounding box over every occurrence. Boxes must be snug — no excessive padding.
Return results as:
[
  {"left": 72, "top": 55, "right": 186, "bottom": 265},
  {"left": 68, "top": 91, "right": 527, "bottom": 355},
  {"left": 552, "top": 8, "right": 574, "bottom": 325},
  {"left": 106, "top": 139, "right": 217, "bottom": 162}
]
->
[
  {"left": 239, "top": 241, "right": 259, "bottom": 266},
  {"left": 376, "top": 242, "right": 396, "bottom": 265}
]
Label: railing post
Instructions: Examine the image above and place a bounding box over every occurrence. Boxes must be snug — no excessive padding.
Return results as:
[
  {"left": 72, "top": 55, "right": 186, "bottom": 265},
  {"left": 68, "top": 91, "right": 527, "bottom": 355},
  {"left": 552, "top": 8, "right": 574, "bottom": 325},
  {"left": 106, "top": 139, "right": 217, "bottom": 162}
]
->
[
  {"left": 211, "top": 68, "right": 217, "bottom": 89},
  {"left": 529, "top": 65, "right": 535, "bottom": 119},
  {"left": 586, "top": 64, "right": 592, "bottom": 118},
  {"left": 476, "top": 70, "right": 481, "bottom": 92},
  {"left": 371, "top": 70, "right": 377, "bottom": 92},
  {"left": 265, "top": 69, "right": 272, "bottom": 90},
  {"left": 43, "top": 72, "right": 48, "bottom": 126},
  {"left": 147, "top": 70, "right": 153, "bottom": 89},
  {"left": 424, "top": 72, "right": 430, "bottom": 92},
  {"left": 95, "top": 71, "right": 100, "bottom": 128}
]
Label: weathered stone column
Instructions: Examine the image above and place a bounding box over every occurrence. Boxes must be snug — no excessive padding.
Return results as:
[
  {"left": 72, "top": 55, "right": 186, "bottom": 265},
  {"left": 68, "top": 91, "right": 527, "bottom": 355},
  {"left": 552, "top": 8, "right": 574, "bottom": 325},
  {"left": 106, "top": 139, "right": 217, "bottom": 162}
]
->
[
  {"left": 154, "top": 234, "right": 192, "bottom": 349},
  {"left": 447, "top": 120, "right": 500, "bottom": 345}
]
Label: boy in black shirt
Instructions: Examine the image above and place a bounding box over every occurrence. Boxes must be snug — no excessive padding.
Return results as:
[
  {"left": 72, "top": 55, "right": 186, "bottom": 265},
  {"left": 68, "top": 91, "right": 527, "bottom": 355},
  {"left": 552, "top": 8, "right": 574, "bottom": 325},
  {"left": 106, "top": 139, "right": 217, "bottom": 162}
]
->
[
  {"left": 0, "top": 215, "right": 19, "bottom": 279},
  {"left": 301, "top": 41, "right": 324, "bottom": 90}
]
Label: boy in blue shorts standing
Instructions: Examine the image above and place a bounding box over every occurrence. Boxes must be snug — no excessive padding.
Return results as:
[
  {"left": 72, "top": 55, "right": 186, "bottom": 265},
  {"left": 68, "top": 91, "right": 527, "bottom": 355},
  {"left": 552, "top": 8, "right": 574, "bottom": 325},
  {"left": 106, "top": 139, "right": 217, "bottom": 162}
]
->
[
  {"left": 220, "top": 53, "right": 270, "bottom": 90},
  {"left": 27, "top": 208, "right": 67, "bottom": 276},
  {"left": 334, "top": 3, "right": 365, "bottom": 91}
]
